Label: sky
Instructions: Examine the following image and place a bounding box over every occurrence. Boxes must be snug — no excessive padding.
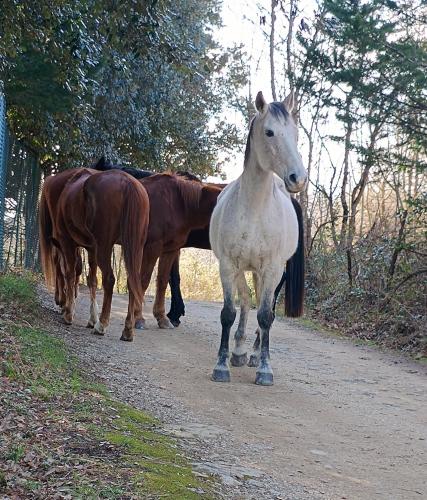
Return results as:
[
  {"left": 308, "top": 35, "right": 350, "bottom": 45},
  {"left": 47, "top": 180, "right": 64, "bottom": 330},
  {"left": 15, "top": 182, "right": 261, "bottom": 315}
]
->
[
  {"left": 208, "top": 1, "right": 273, "bottom": 182},
  {"left": 208, "top": 0, "right": 322, "bottom": 183}
]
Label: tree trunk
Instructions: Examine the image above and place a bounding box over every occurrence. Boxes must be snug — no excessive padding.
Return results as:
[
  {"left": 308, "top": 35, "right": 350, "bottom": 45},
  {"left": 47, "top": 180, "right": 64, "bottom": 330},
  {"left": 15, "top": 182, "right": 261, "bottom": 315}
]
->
[
  {"left": 285, "top": 0, "right": 296, "bottom": 94},
  {"left": 339, "top": 96, "right": 354, "bottom": 248},
  {"left": 269, "top": 0, "right": 277, "bottom": 100}
]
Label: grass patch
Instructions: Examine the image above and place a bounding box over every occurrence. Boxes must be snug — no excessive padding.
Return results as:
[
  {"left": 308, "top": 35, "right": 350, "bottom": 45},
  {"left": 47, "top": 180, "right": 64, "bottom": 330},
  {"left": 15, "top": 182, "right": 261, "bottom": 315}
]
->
[
  {"left": 0, "top": 272, "right": 36, "bottom": 307},
  {"left": 0, "top": 273, "right": 215, "bottom": 498}
]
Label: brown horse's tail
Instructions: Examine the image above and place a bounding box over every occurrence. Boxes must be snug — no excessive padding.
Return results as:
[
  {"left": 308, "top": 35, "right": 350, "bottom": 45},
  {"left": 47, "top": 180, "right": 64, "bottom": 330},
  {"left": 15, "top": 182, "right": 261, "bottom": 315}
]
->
[
  {"left": 285, "top": 197, "right": 305, "bottom": 317},
  {"left": 120, "top": 179, "right": 148, "bottom": 306},
  {"left": 38, "top": 187, "right": 56, "bottom": 290}
]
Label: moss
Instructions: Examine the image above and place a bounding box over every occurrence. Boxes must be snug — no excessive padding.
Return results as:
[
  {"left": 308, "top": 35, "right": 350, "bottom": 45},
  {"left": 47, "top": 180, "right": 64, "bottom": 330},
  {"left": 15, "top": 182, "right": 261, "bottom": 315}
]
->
[
  {"left": 112, "top": 401, "right": 158, "bottom": 426},
  {"left": 141, "top": 460, "right": 210, "bottom": 499},
  {"left": 72, "top": 480, "right": 127, "bottom": 499},
  {"left": 0, "top": 273, "right": 217, "bottom": 498},
  {"left": 103, "top": 403, "right": 214, "bottom": 497}
]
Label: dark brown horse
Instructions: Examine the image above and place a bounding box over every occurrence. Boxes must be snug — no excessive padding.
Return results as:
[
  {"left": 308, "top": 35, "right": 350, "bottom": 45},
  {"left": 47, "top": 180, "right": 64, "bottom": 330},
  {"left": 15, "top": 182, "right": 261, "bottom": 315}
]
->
[
  {"left": 39, "top": 168, "right": 149, "bottom": 340},
  {"left": 167, "top": 195, "right": 304, "bottom": 324},
  {"left": 132, "top": 173, "right": 222, "bottom": 330}
]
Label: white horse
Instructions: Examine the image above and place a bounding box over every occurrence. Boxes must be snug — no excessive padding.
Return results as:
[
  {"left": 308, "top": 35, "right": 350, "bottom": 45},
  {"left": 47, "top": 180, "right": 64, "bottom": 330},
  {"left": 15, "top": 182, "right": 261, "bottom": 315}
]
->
[{"left": 209, "top": 91, "right": 307, "bottom": 386}]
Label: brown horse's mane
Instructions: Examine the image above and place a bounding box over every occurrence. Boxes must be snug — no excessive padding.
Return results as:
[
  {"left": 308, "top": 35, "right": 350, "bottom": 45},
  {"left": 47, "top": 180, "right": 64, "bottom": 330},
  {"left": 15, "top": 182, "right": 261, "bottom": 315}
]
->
[
  {"left": 146, "top": 172, "right": 203, "bottom": 212},
  {"left": 175, "top": 174, "right": 203, "bottom": 211}
]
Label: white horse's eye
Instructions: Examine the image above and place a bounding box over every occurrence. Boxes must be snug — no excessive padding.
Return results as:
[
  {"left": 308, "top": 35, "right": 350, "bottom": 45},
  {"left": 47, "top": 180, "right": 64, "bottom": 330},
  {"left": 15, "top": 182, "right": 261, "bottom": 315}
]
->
[{"left": 266, "top": 129, "right": 274, "bottom": 137}]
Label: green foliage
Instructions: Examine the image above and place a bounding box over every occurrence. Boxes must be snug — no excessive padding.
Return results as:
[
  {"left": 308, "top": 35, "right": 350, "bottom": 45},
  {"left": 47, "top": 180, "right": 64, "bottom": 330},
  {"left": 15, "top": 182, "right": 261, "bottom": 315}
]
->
[
  {"left": 306, "top": 230, "right": 426, "bottom": 354},
  {"left": 302, "top": 0, "right": 427, "bottom": 170},
  {"left": 0, "top": 0, "right": 248, "bottom": 176}
]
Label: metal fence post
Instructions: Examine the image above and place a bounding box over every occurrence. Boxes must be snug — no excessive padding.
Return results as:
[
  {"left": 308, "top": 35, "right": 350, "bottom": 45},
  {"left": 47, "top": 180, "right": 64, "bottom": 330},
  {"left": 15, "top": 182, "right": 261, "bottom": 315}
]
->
[{"left": 0, "top": 92, "right": 8, "bottom": 270}]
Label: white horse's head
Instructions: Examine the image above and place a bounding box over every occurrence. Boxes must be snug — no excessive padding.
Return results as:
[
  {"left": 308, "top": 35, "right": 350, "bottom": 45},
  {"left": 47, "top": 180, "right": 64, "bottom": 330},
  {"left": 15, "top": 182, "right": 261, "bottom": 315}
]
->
[{"left": 247, "top": 91, "right": 307, "bottom": 193}]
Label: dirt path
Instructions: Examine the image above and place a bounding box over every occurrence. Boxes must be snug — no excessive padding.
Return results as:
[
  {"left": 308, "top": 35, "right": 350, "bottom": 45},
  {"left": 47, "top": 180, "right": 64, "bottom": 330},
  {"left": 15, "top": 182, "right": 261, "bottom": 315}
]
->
[{"left": 47, "top": 288, "right": 426, "bottom": 499}]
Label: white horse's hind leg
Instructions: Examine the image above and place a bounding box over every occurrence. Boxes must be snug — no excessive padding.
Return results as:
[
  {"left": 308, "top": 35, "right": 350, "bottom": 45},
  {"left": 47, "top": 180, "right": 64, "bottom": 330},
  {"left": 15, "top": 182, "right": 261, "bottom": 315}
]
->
[
  {"left": 212, "top": 262, "right": 237, "bottom": 383},
  {"left": 248, "top": 272, "right": 261, "bottom": 367},
  {"left": 230, "top": 273, "right": 250, "bottom": 367},
  {"left": 248, "top": 330, "right": 261, "bottom": 367}
]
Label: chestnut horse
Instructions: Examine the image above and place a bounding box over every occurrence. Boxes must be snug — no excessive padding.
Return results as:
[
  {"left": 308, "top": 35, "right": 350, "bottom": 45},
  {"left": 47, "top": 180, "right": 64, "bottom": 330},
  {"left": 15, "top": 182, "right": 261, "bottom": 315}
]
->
[{"left": 39, "top": 168, "right": 149, "bottom": 340}]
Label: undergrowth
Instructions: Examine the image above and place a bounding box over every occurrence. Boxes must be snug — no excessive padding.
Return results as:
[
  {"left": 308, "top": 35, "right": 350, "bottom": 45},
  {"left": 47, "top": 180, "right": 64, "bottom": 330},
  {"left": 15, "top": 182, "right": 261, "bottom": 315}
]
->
[{"left": 0, "top": 272, "right": 215, "bottom": 498}]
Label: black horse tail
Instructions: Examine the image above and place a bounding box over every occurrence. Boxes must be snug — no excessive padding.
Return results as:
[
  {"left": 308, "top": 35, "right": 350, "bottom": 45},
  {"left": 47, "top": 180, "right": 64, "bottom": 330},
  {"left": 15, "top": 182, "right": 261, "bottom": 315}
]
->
[
  {"left": 93, "top": 156, "right": 112, "bottom": 171},
  {"left": 284, "top": 197, "right": 305, "bottom": 317}
]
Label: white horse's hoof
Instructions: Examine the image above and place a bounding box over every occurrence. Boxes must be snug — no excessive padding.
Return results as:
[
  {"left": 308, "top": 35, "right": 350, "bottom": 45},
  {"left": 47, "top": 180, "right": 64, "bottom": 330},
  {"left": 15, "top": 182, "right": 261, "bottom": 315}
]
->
[
  {"left": 230, "top": 352, "right": 248, "bottom": 367},
  {"left": 255, "top": 371, "right": 274, "bottom": 386},
  {"left": 211, "top": 368, "right": 231, "bottom": 383}
]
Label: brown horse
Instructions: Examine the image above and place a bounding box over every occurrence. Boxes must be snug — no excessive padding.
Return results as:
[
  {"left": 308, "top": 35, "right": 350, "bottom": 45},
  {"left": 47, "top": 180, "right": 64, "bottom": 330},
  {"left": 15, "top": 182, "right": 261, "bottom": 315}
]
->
[
  {"left": 133, "top": 173, "right": 222, "bottom": 330},
  {"left": 39, "top": 168, "right": 149, "bottom": 340}
]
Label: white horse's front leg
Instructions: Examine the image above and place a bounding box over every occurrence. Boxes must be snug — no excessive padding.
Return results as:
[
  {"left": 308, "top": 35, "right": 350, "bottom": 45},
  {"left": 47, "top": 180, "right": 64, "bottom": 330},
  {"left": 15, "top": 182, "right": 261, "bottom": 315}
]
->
[
  {"left": 230, "top": 273, "right": 250, "bottom": 367},
  {"left": 212, "top": 262, "right": 237, "bottom": 383},
  {"left": 254, "top": 266, "right": 282, "bottom": 386}
]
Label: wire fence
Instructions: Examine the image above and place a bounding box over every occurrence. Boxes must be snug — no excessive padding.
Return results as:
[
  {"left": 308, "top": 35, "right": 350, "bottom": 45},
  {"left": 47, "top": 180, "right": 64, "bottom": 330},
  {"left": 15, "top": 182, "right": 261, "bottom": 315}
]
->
[
  {"left": 0, "top": 94, "right": 42, "bottom": 271},
  {"left": 0, "top": 94, "right": 163, "bottom": 297}
]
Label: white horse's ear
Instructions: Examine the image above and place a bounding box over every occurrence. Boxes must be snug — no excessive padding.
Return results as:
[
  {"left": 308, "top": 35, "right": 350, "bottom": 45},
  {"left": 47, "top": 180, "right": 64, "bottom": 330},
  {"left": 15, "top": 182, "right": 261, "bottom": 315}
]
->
[
  {"left": 283, "top": 92, "right": 295, "bottom": 113},
  {"left": 255, "top": 91, "right": 267, "bottom": 113}
]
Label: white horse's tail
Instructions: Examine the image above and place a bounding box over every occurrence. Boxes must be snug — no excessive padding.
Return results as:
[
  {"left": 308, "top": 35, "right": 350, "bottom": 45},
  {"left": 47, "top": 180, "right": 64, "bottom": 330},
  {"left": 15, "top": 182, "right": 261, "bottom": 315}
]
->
[{"left": 285, "top": 197, "right": 305, "bottom": 317}]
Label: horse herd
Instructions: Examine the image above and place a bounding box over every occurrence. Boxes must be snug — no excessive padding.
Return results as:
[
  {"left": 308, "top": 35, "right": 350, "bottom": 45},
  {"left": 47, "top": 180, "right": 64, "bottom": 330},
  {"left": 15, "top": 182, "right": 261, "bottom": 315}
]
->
[{"left": 39, "top": 92, "right": 307, "bottom": 386}]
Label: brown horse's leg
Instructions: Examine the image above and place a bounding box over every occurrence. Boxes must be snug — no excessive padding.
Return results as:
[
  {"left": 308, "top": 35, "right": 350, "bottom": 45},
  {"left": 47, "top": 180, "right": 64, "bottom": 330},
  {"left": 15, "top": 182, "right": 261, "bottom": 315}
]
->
[
  {"left": 54, "top": 256, "right": 66, "bottom": 310},
  {"left": 153, "top": 250, "right": 179, "bottom": 329},
  {"left": 74, "top": 249, "right": 83, "bottom": 299},
  {"left": 61, "top": 240, "right": 79, "bottom": 325},
  {"left": 135, "top": 248, "right": 158, "bottom": 330},
  {"left": 92, "top": 246, "right": 115, "bottom": 336},
  {"left": 86, "top": 252, "right": 99, "bottom": 328},
  {"left": 120, "top": 281, "right": 137, "bottom": 341}
]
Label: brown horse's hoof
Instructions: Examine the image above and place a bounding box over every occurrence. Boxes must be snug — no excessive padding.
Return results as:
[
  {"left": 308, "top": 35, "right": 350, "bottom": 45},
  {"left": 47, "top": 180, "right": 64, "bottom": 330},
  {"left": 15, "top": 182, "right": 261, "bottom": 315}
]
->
[
  {"left": 91, "top": 321, "right": 106, "bottom": 336},
  {"left": 91, "top": 329, "right": 105, "bottom": 336},
  {"left": 62, "top": 313, "right": 73, "bottom": 325},
  {"left": 120, "top": 326, "right": 134, "bottom": 342},
  {"left": 120, "top": 334, "right": 134, "bottom": 342},
  {"left": 157, "top": 318, "right": 174, "bottom": 329}
]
